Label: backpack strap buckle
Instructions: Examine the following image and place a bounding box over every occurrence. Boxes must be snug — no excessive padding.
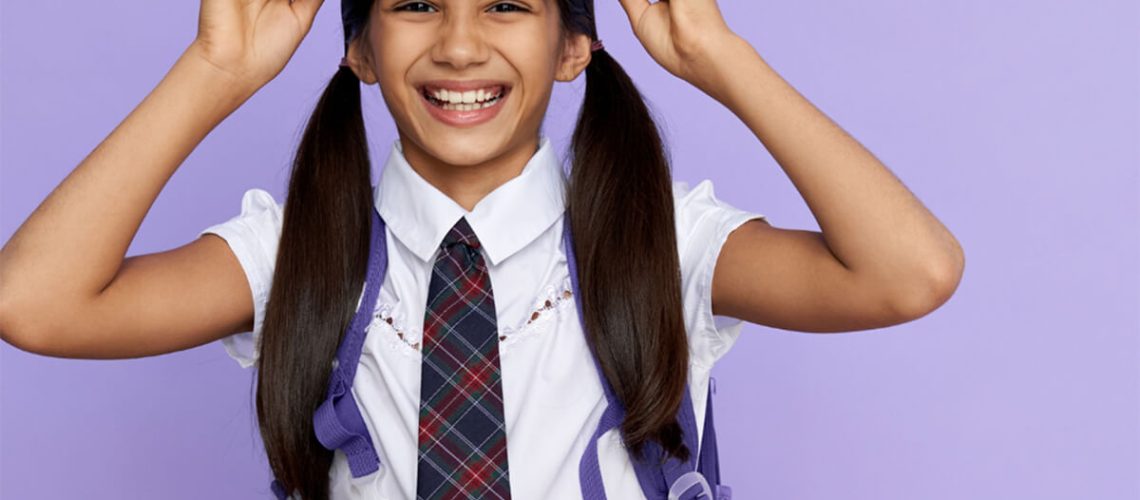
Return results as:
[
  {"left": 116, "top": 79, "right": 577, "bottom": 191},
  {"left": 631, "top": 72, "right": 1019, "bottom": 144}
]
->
[{"left": 668, "top": 470, "right": 713, "bottom": 500}]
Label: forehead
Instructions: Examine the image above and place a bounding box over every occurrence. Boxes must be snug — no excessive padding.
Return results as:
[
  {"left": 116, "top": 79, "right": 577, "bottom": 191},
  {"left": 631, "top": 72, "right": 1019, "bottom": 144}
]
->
[
  {"left": 347, "top": 0, "right": 571, "bottom": 45},
  {"left": 367, "top": 0, "right": 559, "bottom": 8},
  {"left": 358, "top": 0, "right": 567, "bottom": 30}
]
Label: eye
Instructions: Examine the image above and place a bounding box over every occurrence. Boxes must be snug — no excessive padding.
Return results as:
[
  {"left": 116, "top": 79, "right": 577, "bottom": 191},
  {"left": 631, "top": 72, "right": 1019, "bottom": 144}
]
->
[
  {"left": 487, "top": 2, "right": 527, "bottom": 13},
  {"left": 394, "top": 1, "right": 436, "bottom": 12}
]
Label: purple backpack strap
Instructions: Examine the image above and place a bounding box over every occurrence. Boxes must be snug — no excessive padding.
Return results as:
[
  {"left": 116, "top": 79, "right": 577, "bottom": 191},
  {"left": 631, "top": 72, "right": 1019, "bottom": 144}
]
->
[
  {"left": 269, "top": 210, "right": 730, "bottom": 499},
  {"left": 270, "top": 207, "right": 388, "bottom": 499},
  {"left": 699, "top": 377, "right": 732, "bottom": 500},
  {"left": 563, "top": 219, "right": 731, "bottom": 500}
]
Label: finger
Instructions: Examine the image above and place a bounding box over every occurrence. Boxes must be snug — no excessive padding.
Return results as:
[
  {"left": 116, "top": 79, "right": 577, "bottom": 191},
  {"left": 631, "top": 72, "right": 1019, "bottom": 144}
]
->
[
  {"left": 616, "top": 0, "right": 652, "bottom": 29},
  {"left": 290, "top": 0, "right": 325, "bottom": 24}
]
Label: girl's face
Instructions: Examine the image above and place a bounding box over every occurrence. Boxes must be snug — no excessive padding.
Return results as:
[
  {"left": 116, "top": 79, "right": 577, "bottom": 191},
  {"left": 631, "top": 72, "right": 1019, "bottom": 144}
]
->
[{"left": 350, "top": 0, "right": 592, "bottom": 168}]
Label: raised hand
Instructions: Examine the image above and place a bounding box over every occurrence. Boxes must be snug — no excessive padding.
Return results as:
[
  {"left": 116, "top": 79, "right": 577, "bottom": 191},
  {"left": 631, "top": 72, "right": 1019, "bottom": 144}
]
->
[
  {"left": 615, "top": 0, "right": 741, "bottom": 92},
  {"left": 192, "top": 0, "right": 325, "bottom": 92}
]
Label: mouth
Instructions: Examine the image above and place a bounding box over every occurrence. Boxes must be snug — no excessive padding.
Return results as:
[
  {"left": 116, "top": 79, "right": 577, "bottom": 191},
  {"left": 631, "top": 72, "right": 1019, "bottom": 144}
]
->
[{"left": 417, "top": 80, "right": 512, "bottom": 127}]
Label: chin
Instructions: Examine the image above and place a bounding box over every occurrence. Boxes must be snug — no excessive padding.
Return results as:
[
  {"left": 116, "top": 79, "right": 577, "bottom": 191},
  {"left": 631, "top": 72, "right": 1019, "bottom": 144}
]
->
[
  {"left": 405, "top": 117, "right": 522, "bottom": 165},
  {"left": 411, "top": 126, "right": 518, "bottom": 167}
]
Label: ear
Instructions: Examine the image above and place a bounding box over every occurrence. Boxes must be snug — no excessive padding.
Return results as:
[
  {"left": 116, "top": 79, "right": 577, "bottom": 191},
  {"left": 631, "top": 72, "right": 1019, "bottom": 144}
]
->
[
  {"left": 555, "top": 33, "right": 593, "bottom": 82},
  {"left": 344, "top": 41, "right": 379, "bottom": 85}
]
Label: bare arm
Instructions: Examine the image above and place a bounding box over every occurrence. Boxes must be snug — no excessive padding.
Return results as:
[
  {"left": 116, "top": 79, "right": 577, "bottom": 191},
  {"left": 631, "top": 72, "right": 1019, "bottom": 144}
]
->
[
  {"left": 0, "top": 46, "right": 253, "bottom": 355},
  {"left": 701, "top": 38, "right": 964, "bottom": 324},
  {"left": 615, "top": 0, "right": 964, "bottom": 330},
  {"left": 0, "top": 0, "right": 325, "bottom": 357}
]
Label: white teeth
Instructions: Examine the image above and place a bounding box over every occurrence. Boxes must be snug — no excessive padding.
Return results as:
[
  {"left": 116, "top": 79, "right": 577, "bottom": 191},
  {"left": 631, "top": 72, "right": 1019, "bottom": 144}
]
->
[
  {"left": 427, "top": 87, "right": 502, "bottom": 104},
  {"left": 426, "top": 86, "right": 505, "bottom": 111}
]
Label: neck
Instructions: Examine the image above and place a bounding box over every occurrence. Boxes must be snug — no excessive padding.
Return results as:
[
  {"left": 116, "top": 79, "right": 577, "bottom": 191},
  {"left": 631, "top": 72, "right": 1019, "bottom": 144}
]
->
[{"left": 398, "top": 135, "right": 540, "bottom": 212}]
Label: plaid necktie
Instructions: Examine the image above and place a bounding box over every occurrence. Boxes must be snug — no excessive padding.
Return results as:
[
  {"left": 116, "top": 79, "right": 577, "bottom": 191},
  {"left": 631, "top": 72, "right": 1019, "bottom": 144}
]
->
[{"left": 416, "top": 216, "right": 512, "bottom": 499}]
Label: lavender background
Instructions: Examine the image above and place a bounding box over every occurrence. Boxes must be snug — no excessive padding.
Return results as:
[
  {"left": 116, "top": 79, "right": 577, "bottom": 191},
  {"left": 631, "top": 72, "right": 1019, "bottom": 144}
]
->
[{"left": 2, "top": 1, "right": 1137, "bottom": 498}]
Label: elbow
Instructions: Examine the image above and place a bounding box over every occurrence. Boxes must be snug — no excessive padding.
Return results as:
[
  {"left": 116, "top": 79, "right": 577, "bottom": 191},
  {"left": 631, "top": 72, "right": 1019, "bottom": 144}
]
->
[
  {"left": 0, "top": 296, "right": 54, "bottom": 357},
  {"left": 890, "top": 248, "right": 966, "bottom": 321},
  {"left": 0, "top": 292, "right": 18, "bottom": 349},
  {"left": 1, "top": 307, "right": 33, "bottom": 355},
  {"left": 1, "top": 304, "right": 33, "bottom": 354}
]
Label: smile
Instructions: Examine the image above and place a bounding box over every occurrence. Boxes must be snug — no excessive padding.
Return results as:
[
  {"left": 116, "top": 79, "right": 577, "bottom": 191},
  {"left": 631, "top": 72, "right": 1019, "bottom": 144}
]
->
[
  {"left": 423, "top": 85, "right": 506, "bottom": 110},
  {"left": 417, "top": 81, "right": 511, "bottom": 127}
]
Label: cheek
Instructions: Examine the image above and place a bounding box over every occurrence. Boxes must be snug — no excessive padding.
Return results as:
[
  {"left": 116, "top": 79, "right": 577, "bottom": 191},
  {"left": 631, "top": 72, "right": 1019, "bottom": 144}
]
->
[
  {"left": 371, "top": 41, "right": 419, "bottom": 104},
  {"left": 375, "top": 66, "right": 406, "bottom": 114},
  {"left": 372, "top": 24, "right": 430, "bottom": 84},
  {"left": 495, "top": 35, "right": 561, "bottom": 101}
]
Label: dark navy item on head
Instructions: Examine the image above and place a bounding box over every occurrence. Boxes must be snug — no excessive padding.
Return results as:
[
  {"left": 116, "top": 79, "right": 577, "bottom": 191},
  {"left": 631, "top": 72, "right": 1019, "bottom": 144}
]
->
[{"left": 339, "top": 0, "right": 371, "bottom": 54}]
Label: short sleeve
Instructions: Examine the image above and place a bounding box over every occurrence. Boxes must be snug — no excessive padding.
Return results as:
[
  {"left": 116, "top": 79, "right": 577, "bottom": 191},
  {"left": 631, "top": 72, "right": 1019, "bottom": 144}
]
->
[
  {"left": 197, "top": 188, "right": 284, "bottom": 369},
  {"left": 673, "top": 179, "right": 767, "bottom": 369}
]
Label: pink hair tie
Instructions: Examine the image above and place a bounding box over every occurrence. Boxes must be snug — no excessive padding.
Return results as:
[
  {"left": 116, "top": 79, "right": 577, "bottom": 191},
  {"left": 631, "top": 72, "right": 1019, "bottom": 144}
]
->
[
  {"left": 591, "top": 39, "right": 605, "bottom": 52},
  {"left": 339, "top": 56, "right": 351, "bottom": 68}
]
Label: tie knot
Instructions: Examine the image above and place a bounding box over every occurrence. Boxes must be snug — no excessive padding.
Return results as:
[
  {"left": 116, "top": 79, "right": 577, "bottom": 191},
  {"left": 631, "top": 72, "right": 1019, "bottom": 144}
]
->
[{"left": 442, "top": 216, "right": 481, "bottom": 250}]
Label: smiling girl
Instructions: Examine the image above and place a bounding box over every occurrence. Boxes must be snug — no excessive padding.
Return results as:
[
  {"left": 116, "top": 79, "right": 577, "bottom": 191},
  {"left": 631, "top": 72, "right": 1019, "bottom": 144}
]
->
[{"left": 0, "top": 0, "right": 964, "bottom": 499}]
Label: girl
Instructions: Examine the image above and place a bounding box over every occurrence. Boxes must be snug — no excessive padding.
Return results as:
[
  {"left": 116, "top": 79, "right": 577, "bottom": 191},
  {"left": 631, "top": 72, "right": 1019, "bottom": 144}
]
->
[{"left": 0, "top": 0, "right": 964, "bottom": 498}]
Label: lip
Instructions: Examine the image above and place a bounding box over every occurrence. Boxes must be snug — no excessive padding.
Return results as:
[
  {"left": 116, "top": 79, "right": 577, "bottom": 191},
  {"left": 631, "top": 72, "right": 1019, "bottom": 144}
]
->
[{"left": 417, "top": 80, "right": 512, "bottom": 128}]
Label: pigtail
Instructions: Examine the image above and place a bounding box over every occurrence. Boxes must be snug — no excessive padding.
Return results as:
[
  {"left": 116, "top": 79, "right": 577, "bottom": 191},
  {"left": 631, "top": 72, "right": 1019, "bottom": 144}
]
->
[
  {"left": 249, "top": 1, "right": 689, "bottom": 496},
  {"left": 567, "top": 45, "right": 692, "bottom": 465},
  {"left": 256, "top": 62, "right": 373, "bottom": 500}
]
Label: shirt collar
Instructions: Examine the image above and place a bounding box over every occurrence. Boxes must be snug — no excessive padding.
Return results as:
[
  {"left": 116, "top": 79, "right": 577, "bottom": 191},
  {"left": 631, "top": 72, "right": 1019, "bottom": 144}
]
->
[{"left": 374, "top": 136, "right": 567, "bottom": 267}]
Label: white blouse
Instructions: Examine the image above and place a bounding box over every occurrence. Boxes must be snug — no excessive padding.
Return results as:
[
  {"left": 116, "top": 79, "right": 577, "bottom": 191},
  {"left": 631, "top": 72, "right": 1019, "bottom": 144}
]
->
[{"left": 199, "top": 136, "right": 766, "bottom": 500}]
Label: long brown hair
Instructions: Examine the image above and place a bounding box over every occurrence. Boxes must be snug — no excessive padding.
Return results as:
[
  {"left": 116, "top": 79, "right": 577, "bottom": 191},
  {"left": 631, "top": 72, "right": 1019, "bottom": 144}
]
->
[{"left": 258, "top": 1, "right": 689, "bottom": 497}]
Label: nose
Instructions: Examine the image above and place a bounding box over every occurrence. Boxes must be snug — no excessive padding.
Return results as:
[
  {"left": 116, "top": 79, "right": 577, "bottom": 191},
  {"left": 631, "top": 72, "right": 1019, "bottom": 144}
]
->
[{"left": 430, "top": 12, "right": 491, "bottom": 70}]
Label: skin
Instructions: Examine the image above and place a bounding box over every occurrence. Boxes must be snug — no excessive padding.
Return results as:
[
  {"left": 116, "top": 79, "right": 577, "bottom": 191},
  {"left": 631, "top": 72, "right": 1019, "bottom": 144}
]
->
[
  {"left": 614, "top": 0, "right": 965, "bottom": 329},
  {"left": 0, "top": 0, "right": 963, "bottom": 359},
  {"left": 342, "top": 0, "right": 594, "bottom": 212}
]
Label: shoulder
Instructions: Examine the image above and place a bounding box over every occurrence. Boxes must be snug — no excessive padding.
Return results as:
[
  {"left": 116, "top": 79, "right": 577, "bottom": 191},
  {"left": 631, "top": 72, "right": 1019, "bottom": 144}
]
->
[
  {"left": 228, "top": 187, "right": 284, "bottom": 231},
  {"left": 671, "top": 179, "right": 767, "bottom": 368},
  {"left": 199, "top": 188, "right": 285, "bottom": 253},
  {"left": 671, "top": 179, "right": 766, "bottom": 265},
  {"left": 197, "top": 187, "right": 285, "bottom": 368}
]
